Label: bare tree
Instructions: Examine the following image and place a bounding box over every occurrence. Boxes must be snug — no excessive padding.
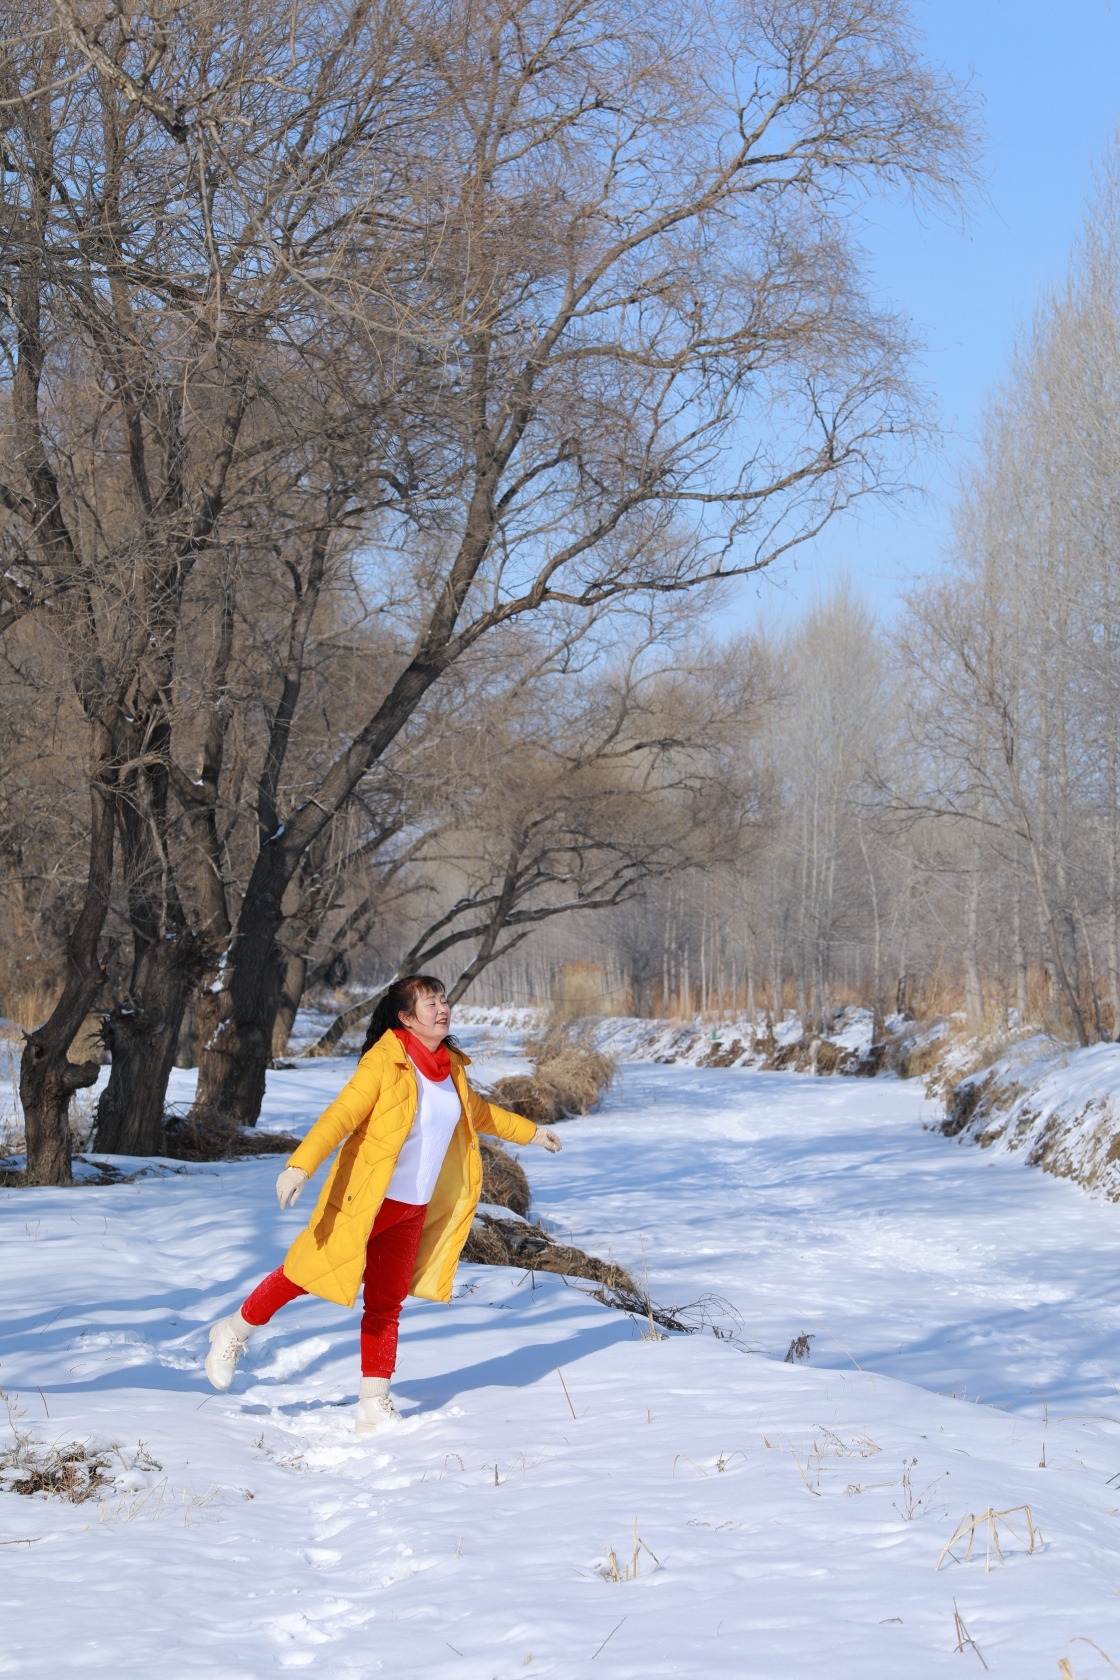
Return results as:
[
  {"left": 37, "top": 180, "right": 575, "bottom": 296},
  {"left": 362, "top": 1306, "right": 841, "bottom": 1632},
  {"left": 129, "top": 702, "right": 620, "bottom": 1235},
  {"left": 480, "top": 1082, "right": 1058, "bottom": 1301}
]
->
[
  {"left": 188, "top": 0, "right": 979, "bottom": 1121},
  {"left": 0, "top": 0, "right": 425, "bottom": 1178}
]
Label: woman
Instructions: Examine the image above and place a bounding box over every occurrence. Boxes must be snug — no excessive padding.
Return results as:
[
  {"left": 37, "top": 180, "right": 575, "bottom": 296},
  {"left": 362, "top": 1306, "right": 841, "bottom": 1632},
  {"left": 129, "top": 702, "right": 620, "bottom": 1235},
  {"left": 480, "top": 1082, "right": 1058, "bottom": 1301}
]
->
[{"left": 204, "top": 975, "right": 561, "bottom": 1430}]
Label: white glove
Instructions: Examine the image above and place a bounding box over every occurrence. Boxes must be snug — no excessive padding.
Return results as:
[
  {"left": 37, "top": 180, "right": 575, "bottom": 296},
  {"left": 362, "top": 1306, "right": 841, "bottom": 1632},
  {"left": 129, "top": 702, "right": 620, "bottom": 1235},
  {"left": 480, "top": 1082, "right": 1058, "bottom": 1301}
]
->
[
  {"left": 276, "top": 1166, "right": 309, "bottom": 1209},
  {"left": 531, "top": 1126, "right": 562, "bottom": 1153}
]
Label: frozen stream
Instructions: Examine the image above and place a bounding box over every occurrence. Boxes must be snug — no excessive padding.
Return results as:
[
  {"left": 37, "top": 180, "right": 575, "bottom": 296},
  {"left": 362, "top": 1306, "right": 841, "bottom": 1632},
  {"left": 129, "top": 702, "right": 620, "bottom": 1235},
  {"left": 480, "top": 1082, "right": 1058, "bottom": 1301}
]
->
[
  {"left": 539, "top": 1062, "right": 1120, "bottom": 1416},
  {"left": 2, "top": 1052, "right": 1120, "bottom": 1676}
]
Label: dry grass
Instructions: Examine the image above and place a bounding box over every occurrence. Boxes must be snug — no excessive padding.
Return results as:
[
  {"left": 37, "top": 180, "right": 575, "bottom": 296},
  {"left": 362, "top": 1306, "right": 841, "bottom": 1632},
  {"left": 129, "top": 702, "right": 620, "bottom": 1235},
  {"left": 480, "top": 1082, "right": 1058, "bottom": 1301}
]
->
[
  {"left": 0, "top": 1389, "right": 145, "bottom": 1506},
  {"left": 489, "top": 1023, "right": 616, "bottom": 1124},
  {"left": 935, "top": 1504, "right": 1042, "bottom": 1572},
  {"left": 462, "top": 1213, "right": 636, "bottom": 1291},
  {"left": 1, "top": 982, "right": 60, "bottom": 1033},
  {"left": 765, "top": 1036, "right": 855, "bottom": 1075},
  {"left": 460, "top": 1210, "right": 699, "bottom": 1334},
  {"left": 479, "top": 1139, "right": 530, "bottom": 1217},
  {"left": 2, "top": 1439, "right": 113, "bottom": 1503},
  {"left": 162, "top": 1108, "right": 303, "bottom": 1161},
  {"left": 597, "top": 1518, "right": 660, "bottom": 1583}
]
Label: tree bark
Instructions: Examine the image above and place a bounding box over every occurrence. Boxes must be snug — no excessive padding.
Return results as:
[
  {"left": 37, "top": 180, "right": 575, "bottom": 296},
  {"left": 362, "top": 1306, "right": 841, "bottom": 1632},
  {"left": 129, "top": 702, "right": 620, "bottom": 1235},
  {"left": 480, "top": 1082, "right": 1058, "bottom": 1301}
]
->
[
  {"left": 1012, "top": 868, "right": 1029, "bottom": 1024},
  {"left": 21, "top": 758, "right": 116, "bottom": 1184},
  {"left": 94, "top": 929, "right": 205, "bottom": 1153},
  {"left": 271, "top": 952, "right": 310, "bottom": 1060},
  {"left": 963, "top": 823, "right": 984, "bottom": 1033}
]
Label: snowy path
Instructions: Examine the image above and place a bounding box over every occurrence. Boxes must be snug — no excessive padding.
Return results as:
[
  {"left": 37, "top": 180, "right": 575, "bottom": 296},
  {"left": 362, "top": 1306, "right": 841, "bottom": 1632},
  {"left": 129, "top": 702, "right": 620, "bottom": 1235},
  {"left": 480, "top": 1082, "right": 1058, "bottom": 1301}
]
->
[{"left": 3, "top": 1059, "right": 1120, "bottom": 1677}]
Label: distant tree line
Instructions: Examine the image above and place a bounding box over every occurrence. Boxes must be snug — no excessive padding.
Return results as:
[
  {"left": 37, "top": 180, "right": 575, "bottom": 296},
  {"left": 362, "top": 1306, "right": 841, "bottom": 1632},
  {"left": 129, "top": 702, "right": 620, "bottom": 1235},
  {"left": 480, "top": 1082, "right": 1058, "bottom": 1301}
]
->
[{"left": 471, "top": 143, "right": 1120, "bottom": 1046}]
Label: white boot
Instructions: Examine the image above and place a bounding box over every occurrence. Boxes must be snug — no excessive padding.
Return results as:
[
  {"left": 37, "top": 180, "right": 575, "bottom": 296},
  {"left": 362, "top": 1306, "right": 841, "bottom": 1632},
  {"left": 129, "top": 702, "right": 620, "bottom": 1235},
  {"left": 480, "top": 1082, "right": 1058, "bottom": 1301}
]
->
[
  {"left": 356, "top": 1375, "right": 400, "bottom": 1433},
  {"left": 205, "top": 1310, "right": 253, "bottom": 1390}
]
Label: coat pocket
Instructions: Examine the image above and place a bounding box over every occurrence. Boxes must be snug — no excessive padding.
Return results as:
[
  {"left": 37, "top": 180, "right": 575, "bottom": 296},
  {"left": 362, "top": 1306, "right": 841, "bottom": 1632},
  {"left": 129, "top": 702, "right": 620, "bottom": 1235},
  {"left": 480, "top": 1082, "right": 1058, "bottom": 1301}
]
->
[{"left": 324, "top": 1123, "right": 368, "bottom": 1211}]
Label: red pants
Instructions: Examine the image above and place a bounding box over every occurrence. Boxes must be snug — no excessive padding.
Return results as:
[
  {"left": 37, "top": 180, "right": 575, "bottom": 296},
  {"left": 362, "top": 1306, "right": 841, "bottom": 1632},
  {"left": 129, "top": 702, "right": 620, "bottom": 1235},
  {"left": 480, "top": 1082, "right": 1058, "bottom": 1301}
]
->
[{"left": 241, "top": 1197, "right": 428, "bottom": 1377}]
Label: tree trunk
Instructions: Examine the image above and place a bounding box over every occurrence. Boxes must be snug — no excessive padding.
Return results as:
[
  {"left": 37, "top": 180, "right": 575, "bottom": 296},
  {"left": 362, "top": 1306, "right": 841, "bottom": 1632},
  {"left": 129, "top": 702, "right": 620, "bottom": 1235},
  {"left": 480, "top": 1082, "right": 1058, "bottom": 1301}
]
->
[
  {"left": 1108, "top": 721, "right": 1120, "bottom": 1038},
  {"left": 1012, "top": 876, "right": 1029, "bottom": 1025},
  {"left": 964, "top": 852, "right": 984, "bottom": 1033},
  {"left": 94, "top": 931, "right": 204, "bottom": 1154},
  {"left": 271, "top": 951, "right": 309, "bottom": 1060},
  {"left": 191, "top": 855, "right": 286, "bottom": 1122},
  {"left": 993, "top": 692, "right": 1089, "bottom": 1045},
  {"left": 857, "top": 817, "right": 884, "bottom": 1038},
  {"left": 20, "top": 768, "right": 116, "bottom": 1185},
  {"left": 175, "top": 992, "right": 200, "bottom": 1069}
]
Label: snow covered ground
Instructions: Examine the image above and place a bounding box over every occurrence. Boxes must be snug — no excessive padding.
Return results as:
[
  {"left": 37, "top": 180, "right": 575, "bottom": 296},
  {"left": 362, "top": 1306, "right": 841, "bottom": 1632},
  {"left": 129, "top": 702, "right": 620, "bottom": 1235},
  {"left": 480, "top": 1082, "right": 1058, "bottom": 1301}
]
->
[{"left": 4, "top": 1036, "right": 1120, "bottom": 1676}]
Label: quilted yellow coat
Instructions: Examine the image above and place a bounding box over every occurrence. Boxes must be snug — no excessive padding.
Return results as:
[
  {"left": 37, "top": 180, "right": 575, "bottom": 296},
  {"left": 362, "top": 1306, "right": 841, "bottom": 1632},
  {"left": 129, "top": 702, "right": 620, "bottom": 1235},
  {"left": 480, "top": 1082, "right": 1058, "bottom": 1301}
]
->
[{"left": 281, "top": 1029, "right": 538, "bottom": 1308}]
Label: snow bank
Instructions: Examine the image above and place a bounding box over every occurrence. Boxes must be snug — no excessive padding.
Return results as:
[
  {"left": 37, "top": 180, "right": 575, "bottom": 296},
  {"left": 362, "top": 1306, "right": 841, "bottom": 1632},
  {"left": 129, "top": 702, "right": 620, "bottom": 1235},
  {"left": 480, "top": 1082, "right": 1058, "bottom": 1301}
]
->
[
  {"left": 291, "top": 1000, "right": 925, "bottom": 1079},
  {"left": 941, "top": 1033, "right": 1120, "bottom": 1200}
]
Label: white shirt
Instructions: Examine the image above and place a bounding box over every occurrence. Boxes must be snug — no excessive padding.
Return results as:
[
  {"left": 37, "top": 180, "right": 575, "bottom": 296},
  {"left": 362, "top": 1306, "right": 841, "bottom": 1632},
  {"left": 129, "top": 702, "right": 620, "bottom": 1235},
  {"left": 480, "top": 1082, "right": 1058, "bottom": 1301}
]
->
[{"left": 385, "top": 1063, "right": 463, "bottom": 1205}]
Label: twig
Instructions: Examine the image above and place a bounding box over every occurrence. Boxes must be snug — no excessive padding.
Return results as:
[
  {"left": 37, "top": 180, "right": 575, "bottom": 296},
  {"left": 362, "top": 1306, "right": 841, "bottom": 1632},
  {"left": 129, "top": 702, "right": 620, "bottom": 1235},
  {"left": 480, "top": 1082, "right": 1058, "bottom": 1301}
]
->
[
  {"left": 35, "top": 1387, "right": 49, "bottom": 1418},
  {"left": 557, "top": 1367, "right": 577, "bottom": 1421},
  {"left": 0, "top": 1537, "right": 41, "bottom": 1545},
  {"left": 591, "top": 1616, "right": 626, "bottom": 1660}
]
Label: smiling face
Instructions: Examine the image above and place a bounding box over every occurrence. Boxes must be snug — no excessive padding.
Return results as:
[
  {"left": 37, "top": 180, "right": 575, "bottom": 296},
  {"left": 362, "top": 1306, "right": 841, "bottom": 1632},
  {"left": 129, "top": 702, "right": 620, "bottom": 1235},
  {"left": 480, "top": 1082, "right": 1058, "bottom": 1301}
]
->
[{"left": 399, "top": 985, "right": 451, "bottom": 1049}]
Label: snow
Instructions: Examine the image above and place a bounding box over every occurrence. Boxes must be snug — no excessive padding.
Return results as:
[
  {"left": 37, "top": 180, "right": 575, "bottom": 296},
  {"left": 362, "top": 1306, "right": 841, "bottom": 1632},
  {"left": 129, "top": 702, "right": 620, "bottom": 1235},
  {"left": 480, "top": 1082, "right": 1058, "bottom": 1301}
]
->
[
  {"left": 945, "top": 1032, "right": 1120, "bottom": 1200},
  {"left": 283, "top": 1000, "right": 923, "bottom": 1073},
  {"left": 5, "top": 1039, "right": 1120, "bottom": 1675}
]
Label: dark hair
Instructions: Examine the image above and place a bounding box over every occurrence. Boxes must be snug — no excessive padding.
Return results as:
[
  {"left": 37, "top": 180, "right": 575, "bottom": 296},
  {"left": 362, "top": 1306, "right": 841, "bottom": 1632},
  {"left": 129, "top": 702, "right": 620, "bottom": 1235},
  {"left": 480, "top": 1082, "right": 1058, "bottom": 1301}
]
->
[{"left": 361, "top": 974, "right": 458, "bottom": 1056}]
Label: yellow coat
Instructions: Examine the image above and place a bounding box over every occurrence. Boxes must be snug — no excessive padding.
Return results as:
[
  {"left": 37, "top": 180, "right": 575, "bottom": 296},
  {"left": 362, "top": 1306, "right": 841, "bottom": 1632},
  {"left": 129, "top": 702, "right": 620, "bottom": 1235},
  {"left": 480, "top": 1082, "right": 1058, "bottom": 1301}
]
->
[{"left": 281, "top": 1030, "right": 538, "bottom": 1307}]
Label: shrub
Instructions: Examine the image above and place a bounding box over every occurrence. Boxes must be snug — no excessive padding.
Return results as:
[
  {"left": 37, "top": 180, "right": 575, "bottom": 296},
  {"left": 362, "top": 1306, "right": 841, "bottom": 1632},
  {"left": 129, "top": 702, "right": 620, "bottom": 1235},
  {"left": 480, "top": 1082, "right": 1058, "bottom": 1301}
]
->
[
  {"left": 162, "top": 1108, "right": 303, "bottom": 1161},
  {"left": 489, "top": 1023, "right": 615, "bottom": 1122}
]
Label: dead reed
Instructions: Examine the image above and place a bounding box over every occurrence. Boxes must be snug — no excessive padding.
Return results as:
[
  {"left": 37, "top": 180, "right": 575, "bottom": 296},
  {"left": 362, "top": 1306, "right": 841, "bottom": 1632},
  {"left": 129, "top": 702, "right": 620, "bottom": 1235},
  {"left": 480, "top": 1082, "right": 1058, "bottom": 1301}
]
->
[
  {"left": 598, "top": 1518, "right": 660, "bottom": 1582},
  {"left": 953, "top": 1601, "right": 988, "bottom": 1669},
  {"left": 935, "top": 1504, "right": 1041, "bottom": 1571}
]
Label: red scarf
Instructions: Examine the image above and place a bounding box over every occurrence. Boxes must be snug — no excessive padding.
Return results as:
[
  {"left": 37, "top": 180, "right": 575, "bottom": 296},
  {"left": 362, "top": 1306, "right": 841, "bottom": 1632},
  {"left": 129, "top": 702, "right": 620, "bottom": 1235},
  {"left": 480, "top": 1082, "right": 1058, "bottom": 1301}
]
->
[{"left": 393, "top": 1027, "right": 451, "bottom": 1082}]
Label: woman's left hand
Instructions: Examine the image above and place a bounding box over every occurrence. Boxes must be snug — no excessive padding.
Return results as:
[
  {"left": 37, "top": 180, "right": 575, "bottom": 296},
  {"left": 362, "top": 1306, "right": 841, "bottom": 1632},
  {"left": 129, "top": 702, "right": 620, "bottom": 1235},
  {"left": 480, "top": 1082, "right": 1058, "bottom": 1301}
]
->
[{"left": 531, "top": 1126, "right": 562, "bottom": 1152}]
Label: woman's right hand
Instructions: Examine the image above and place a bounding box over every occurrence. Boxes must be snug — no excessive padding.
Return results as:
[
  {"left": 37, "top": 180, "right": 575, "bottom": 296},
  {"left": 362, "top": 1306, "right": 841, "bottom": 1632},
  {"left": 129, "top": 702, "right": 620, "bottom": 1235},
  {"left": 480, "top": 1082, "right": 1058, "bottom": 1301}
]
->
[{"left": 276, "top": 1166, "right": 309, "bottom": 1209}]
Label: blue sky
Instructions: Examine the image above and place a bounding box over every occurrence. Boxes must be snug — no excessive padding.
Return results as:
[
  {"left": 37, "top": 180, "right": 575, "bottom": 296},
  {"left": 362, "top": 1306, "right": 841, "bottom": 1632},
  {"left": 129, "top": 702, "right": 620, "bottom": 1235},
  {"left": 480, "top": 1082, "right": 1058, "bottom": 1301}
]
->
[{"left": 748, "top": 0, "right": 1120, "bottom": 625}]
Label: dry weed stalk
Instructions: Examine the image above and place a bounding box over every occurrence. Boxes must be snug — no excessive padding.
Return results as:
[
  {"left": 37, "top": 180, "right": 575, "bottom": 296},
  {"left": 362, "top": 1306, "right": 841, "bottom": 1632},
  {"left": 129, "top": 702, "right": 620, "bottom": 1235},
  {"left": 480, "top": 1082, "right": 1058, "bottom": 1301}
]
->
[
  {"left": 953, "top": 1601, "right": 989, "bottom": 1670},
  {"left": 935, "top": 1505, "right": 1041, "bottom": 1572},
  {"left": 557, "top": 1368, "right": 577, "bottom": 1420},
  {"left": 599, "top": 1519, "right": 660, "bottom": 1582},
  {"left": 759, "top": 1422, "right": 888, "bottom": 1497},
  {"left": 893, "top": 1457, "right": 943, "bottom": 1521},
  {"left": 1068, "top": 1638, "right": 1120, "bottom": 1675}
]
